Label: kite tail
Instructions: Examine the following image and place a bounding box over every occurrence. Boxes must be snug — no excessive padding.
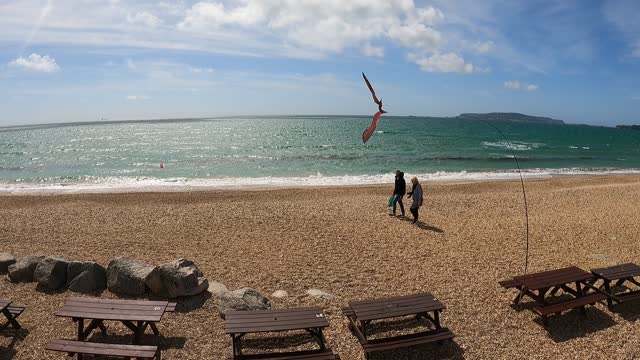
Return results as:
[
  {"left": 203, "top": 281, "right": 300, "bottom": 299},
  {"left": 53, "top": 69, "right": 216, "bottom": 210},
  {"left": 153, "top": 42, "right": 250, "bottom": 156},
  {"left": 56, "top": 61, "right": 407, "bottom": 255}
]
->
[{"left": 478, "top": 120, "right": 530, "bottom": 274}]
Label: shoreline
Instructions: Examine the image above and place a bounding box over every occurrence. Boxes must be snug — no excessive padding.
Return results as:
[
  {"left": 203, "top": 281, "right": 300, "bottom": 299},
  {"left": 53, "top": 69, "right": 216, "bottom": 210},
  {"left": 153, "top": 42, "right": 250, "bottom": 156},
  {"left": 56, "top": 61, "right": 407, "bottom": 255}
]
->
[{"left": 2, "top": 168, "right": 640, "bottom": 195}]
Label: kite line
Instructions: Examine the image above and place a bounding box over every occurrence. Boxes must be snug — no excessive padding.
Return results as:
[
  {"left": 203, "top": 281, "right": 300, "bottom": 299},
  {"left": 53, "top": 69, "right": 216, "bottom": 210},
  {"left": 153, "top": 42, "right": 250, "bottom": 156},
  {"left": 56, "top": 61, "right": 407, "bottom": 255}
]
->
[
  {"left": 475, "top": 119, "right": 530, "bottom": 274},
  {"left": 452, "top": 114, "right": 531, "bottom": 273}
]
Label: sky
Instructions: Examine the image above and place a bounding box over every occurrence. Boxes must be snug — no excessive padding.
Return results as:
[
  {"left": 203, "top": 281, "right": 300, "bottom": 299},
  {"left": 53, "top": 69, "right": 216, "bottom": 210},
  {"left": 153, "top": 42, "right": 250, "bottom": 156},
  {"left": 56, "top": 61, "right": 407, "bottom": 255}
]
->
[{"left": 0, "top": 0, "right": 639, "bottom": 126}]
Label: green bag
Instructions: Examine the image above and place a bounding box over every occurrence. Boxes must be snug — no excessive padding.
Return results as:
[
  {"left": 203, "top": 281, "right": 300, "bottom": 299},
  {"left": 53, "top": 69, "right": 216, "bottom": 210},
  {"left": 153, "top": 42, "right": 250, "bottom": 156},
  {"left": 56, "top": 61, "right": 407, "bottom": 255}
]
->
[{"left": 387, "top": 196, "right": 395, "bottom": 207}]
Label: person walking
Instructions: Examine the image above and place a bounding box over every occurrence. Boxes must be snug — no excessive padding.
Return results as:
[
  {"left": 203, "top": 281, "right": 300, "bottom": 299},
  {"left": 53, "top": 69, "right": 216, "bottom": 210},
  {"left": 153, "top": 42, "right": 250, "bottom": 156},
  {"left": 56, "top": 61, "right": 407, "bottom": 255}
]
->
[
  {"left": 390, "top": 170, "right": 406, "bottom": 216},
  {"left": 407, "top": 176, "right": 423, "bottom": 224}
]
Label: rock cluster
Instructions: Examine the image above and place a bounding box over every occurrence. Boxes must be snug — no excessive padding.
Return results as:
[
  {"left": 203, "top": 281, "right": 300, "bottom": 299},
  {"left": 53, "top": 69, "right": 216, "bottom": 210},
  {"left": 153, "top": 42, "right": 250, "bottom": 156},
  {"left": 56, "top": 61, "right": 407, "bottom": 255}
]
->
[{"left": 3, "top": 253, "right": 209, "bottom": 298}]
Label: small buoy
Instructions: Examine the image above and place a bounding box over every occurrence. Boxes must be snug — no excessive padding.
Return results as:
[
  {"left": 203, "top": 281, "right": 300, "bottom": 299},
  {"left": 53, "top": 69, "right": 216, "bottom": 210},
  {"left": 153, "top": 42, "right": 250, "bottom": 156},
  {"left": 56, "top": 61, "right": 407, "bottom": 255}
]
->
[{"left": 160, "top": 163, "right": 164, "bottom": 169}]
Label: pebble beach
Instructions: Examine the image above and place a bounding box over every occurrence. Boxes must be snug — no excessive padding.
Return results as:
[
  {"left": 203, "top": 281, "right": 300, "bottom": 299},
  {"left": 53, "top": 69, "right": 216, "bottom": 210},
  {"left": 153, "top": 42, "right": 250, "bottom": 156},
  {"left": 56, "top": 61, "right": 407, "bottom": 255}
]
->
[{"left": 1, "top": 175, "right": 639, "bottom": 359}]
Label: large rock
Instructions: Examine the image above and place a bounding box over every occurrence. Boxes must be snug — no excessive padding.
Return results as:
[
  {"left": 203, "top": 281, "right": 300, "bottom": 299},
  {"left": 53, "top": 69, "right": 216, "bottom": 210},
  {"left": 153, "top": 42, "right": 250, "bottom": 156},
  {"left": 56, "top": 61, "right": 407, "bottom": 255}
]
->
[
  {"left": 219, "top": 288, "right": 272, "bottom": 317},
  {"left": 34, "top": 256, "right": 69, "bottom": 290},
  {"left": 106, "top": 257, "right": 156, "bottom": 296},
  {"left": 145, "top": 259, "right": 208, "bottom": 298},
  {"left": 0, "top": 253, "right": 16, "bottom": 274},
  {"left": 7, "top": 256, "right": 45, "bottom": 283},
  {"left": 67, "top": 261, "right": 107, "bottom": 294}
]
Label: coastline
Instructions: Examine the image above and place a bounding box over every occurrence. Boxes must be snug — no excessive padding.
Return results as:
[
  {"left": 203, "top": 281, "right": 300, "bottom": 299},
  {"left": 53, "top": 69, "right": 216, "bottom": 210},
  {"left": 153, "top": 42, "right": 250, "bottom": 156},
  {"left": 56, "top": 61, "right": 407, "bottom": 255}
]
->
[
  {"left": 2, "top": 168, "right": 640, "bottom": 195},
  {"left": 1, "top": 174, "right": 639, "bottom": 359}
]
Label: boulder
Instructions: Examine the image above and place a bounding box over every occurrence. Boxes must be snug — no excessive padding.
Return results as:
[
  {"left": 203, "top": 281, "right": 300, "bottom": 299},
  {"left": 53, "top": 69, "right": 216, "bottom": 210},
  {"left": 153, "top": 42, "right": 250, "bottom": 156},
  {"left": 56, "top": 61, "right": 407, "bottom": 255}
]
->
[
  {"left": 7, "top": 255, "right": 45, "bottom": 283},
  {"left": 106, "top": 257, "right": 155, "bottom": 296},
  {"left": 145, "top": 259, "right": 208, "bottom": 298},
  {"left": 208, "top": 281, "right": 229, "bottom": 298},
  {"left": 219, "top": 288, "right": 272, "bottom": 317},
  {"left": 34, "top": 256, "right": 69, "bottom": 290},
  {"left": 67, "top": 261, "right": 107, "bottom": 294},
  {"left": 0, "top": 253, "right": 16, "bottom": 274}
]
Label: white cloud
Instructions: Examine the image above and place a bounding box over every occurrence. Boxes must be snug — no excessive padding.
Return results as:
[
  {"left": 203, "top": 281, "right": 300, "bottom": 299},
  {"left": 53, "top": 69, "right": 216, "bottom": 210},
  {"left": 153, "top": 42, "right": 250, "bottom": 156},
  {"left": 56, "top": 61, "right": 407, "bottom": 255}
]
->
[
  {"left": 408, "top": 52, "right": 475, "bottom": 73},
  {"left": 177, "top": 1, "right": 447, "bottom": 62},
  {"left": 504, "top": 80, "right": 538, "bottom": 92},
  {"left": 0, "top": 1, "right": 497, "bottom": 73},
  {"left": 9, "top": 53, "right": 60, "bottom": 73},
  {"left": 126, "top": 95, "right": 151, "bottom": 101},
  {"left": 631, "top": 95, "right": 640, "bottom": 101},
  {"left": 127, "top": 11, "right": 162, "bottom": 28},
  {"left": 362, "top": 43, "right": 384, "bottom": 58}
]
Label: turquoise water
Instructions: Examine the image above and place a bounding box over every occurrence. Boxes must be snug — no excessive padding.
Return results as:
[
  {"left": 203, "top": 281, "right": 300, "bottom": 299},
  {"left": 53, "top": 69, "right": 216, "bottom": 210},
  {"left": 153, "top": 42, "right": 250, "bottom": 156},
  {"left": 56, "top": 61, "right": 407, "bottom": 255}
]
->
[{"left": 1, "top": 116, "right": 639, "bottom": 190}]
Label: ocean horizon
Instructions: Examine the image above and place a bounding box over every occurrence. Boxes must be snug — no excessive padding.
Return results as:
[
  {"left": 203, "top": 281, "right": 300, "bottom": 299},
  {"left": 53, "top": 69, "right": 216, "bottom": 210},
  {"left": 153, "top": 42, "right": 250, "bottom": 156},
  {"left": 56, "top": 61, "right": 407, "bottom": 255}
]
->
[{"left": 2, "top": 115, "right": 640, "bottom": 193}]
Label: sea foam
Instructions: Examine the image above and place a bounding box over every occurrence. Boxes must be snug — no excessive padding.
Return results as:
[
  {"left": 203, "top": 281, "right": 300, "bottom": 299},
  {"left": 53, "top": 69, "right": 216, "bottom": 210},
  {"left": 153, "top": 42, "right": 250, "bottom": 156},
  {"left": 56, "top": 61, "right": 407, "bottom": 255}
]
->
[{"left": 1, "top": 168, "right": 639, "bottom": 194}]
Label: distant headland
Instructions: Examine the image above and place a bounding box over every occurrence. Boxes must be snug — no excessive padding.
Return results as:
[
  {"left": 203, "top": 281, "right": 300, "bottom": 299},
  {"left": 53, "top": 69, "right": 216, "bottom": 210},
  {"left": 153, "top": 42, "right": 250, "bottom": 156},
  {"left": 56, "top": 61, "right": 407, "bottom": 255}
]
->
[{"left": 455, "top": 112, "right": 565, "bottom": 125}]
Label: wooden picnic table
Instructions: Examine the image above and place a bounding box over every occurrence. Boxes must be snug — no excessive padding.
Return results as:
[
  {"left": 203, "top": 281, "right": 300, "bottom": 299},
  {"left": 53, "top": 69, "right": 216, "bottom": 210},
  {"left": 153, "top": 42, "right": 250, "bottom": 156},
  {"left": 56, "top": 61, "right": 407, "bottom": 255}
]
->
[
  {"left": 1, "top": 298, "right": 23, "bottom": 330},
  {"left": 591, "top": 263, "right": 640, "bottom": 309},
  {"left": 344, "top": 293, "right": 454, "bottom": 359},
  {"left": 55, "top": 297, "right": 170, "bottom": 345},
  {"left": 224, "top": 307, "right": 335, "bottom": 360},
  {"left": 500, "top": 266, "right": 607, "bottom": 324}
]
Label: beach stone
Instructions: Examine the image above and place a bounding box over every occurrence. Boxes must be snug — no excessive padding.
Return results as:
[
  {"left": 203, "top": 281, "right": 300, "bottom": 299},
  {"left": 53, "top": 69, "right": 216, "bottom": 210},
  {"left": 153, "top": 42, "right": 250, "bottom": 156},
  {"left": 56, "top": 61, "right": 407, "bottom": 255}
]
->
[
  {"left": 67, "top": 261, "right": 107, "bottom": 294},
  {"left": 208, "top": 281, "right": 229, "bottom": 298},
  {"left": 145, "top": 259, "right": 209, "bottom": 298},
  {"left": 219, "top": 288, "right": 272, "bottom": 317},
  {"left": 107, "top": 256, "right": 155, "bottom": 296},
  {"left": 272, "top": 290, "right": 288, "bottom": 298},
  {"left": 34, "top": 256, "right": 69, "bottom": 290},
  {"left": 0, "top": 253, "right": 16, "bottom": 274},
  {"left": 7, "top": 255, "right": 45, "bottom": 283},
  {"left": 306, "top": 289, "right": 335, "bottom": 300}
]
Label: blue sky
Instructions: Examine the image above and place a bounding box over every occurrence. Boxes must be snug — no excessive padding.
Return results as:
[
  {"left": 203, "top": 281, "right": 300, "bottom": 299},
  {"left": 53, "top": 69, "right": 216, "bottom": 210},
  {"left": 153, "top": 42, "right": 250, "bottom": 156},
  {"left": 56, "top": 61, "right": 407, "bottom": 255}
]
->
[{"left": 1, "top": 0, "right": 639, "bottom": 126}]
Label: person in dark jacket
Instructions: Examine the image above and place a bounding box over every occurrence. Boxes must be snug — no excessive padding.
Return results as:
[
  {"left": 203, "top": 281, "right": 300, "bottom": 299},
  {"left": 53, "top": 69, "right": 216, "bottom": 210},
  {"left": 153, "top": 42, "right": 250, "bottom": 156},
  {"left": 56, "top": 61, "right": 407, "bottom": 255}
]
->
[
  {"left": 407, "top": 176, "right": 423, "bottom": 224},
  {"left": 390, "top": 170, "right": 406, "bottom": 216}
]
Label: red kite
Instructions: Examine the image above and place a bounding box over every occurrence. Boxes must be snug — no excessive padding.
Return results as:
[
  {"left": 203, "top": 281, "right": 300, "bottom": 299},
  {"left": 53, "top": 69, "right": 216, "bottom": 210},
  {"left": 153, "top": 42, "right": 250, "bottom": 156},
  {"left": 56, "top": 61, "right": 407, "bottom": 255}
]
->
[{"left": 362, "top": 72, "right": 387, "bottom": 144}]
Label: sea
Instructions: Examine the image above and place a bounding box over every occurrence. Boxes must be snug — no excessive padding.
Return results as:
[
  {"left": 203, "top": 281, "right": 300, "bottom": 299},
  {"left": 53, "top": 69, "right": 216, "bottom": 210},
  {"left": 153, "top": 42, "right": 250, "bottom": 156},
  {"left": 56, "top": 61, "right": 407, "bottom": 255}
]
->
[{"left": 1, "top": 116, "right": 640, "bottom": 193}]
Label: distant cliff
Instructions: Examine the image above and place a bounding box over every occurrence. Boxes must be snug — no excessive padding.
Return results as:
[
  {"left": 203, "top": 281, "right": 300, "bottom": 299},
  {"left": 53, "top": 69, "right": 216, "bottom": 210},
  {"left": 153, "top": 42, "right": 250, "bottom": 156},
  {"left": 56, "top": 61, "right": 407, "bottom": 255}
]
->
[
  {"left": 456, "top": 112, "right": 565, "bottom": 125},
  {"left": 616, "top": 125, "right": 640, "bottom": 131}
]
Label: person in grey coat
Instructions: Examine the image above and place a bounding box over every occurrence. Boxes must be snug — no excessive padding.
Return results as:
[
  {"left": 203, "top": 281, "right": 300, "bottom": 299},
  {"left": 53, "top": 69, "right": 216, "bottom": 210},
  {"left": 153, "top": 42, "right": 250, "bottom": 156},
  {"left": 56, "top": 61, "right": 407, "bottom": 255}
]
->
[{"left": 407, "top": 176, "right": 423, "bottom": 224}]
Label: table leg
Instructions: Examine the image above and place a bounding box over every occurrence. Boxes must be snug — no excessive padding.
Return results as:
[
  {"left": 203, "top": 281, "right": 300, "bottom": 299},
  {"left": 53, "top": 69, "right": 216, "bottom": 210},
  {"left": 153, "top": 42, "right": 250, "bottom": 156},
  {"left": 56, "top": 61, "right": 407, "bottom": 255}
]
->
[
  {"left": 433, "top": 310, "right": 442, "bottom": 330},
  {"left": 77, "top": 318, "right": 85, "bottom": 340},
  {"left": 231, "top": 333, "right": 244, "bottom": 358},
  {"left": 360, "top": 320, "right": 368, "bottom": 339},
  {"left": 150, "top": 322, "right": 160, "bottom": 336},
  {"left": 1, "top": 308, "right": 21, "bottom": 330},
  {"left": 575, "top": 281, "right": 587, "bottom": 314},
  {"left": 76, "top": 318, "right": 85, "bottom": 360},
  {"left": 604, "top": 280, "right": 613, "bottom": 310},
  {"left": 134, "top": 321, "right": 144, "bottom": 345}
]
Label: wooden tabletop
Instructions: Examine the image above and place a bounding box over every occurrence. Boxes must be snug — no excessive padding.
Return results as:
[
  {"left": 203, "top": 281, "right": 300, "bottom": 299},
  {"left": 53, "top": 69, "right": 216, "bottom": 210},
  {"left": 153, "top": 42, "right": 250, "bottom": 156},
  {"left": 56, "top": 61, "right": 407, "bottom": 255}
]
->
[
  {"left": 0, "top": 299, "right": 10, "bottom": 312},
  {"left": 513, "top": 266, "right": 592, "bottom": 291},
  {"left": 224, "top": 307, "right": 328, "bottom": 334},
  {"left": 592, "top": 263, "right": 640, "bottom": 281},
  {"left": 348, "top": 293, "right": 445, "bottom": 322},
  {"left": 55, "top": 297, "right": 168, "bottom": 323}
]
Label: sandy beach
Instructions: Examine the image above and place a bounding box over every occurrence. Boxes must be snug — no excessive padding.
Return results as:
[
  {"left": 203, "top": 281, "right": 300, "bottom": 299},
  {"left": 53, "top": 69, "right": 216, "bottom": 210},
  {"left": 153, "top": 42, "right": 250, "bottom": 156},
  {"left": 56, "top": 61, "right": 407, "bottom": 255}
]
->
[{"left": 1, "top": 175, "right": 639, "bottom": 359}]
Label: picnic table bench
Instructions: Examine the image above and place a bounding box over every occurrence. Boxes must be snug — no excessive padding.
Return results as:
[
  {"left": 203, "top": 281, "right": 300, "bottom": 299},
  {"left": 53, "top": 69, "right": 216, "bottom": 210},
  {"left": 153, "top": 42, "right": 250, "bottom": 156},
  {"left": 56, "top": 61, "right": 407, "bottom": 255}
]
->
[
  {"left": 0, "top": 298, "right": 26, "bottom": 331},
  {"left": 343, "top": 293, "right": 454, "bottom": 359},
  {"left": 224, "top": 307, "right": 336, "bottom": 360},
  {"left": 45, "top": 339, "right": 160, "bottom": 359},
  {"left": 46, "top": 297, "right": 171, "bottom": 359},
  {"left": 500, "top": 266, "right": 607, "bottom": 325},
  {"left": 591, "top": 263, "right": 640, "bottom": 309}
]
